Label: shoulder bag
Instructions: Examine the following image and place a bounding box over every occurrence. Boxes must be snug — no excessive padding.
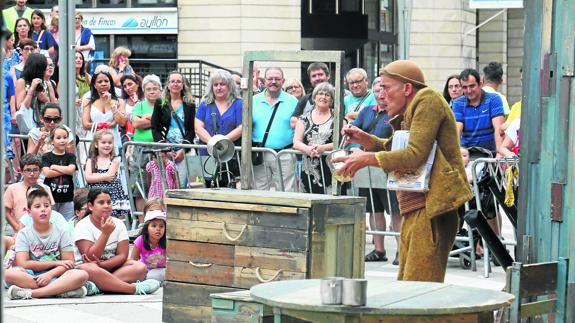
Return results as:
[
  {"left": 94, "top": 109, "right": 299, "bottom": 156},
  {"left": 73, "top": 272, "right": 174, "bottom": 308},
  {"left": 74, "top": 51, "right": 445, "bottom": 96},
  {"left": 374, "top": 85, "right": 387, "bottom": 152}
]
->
[{"left": 252, "top": 101, "right": 280, "bottom": 166}]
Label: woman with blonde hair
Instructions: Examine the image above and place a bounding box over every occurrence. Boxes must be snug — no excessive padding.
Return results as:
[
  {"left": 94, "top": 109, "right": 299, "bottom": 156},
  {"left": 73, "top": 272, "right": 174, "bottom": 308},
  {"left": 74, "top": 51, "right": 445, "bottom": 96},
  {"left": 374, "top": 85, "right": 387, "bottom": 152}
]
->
[
  {"left": 151, "top": 71, "right": 196, "bottom": 187},
  {"left": 195, "top": 69, "right": 242, "bottom": 187},
  {"left": 284, "top": 79, "right": 305, "bottom": 100},
  {"left": 108, "top": 47, "right": 135, "bottom": 87}
]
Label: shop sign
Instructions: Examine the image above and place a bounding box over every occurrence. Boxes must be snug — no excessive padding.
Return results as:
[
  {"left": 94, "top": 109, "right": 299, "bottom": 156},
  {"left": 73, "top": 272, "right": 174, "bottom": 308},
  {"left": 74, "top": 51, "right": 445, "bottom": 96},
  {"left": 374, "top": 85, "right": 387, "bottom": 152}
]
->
[
  {"left": 469, "top": 0, "right": 523, "bottom": 8},
  {"left": 78, "top": 8, "right": 178, "bottom": 34}
]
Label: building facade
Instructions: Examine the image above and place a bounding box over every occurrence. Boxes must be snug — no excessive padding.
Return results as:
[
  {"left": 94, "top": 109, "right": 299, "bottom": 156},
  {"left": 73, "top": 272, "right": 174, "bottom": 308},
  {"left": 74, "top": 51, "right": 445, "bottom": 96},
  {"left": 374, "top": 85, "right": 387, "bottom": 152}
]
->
[{"left": 23, "top": 0, "right": 523, "bottom": 102}]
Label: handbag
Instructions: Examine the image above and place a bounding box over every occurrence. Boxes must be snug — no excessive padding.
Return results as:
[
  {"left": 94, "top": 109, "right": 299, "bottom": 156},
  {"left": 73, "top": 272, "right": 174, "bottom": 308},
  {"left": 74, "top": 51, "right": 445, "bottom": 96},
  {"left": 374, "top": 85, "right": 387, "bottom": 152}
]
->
[
  {"left": 252, "top": 101, "right": 280, "bottom": 166},
  {"left": 16, "top": 104, "right": 35, "bottom": 135}
]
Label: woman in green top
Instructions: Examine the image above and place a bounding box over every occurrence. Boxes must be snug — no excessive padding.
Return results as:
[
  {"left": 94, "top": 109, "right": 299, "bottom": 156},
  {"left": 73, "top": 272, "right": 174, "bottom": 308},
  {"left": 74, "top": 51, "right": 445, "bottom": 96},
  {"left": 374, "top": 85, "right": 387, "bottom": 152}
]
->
[{"left": 132, "top": 74, "right": 161, "bottom": 143}]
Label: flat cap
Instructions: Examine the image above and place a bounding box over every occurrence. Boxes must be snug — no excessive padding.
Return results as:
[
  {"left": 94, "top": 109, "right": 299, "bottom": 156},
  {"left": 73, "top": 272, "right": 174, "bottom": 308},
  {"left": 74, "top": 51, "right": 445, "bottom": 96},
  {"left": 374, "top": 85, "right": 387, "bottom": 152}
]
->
[{"left": 380, "top": 60, "right": 426, "bottom": 88}]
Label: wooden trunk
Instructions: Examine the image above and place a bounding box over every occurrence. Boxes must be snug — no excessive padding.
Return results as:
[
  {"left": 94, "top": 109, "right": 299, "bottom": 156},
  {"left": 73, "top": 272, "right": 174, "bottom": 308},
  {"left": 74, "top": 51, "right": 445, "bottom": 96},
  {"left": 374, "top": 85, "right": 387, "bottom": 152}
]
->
[{"left": 162, "top": 189, "right": 365, "bottom": 322}]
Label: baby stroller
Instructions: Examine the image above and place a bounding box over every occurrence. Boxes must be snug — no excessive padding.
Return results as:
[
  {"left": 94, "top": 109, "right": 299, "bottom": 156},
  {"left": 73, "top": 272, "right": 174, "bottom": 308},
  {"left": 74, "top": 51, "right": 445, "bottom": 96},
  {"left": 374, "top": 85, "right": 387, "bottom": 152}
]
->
[{"left": 450, "top": 147, "right": 494, "bottom": 270}]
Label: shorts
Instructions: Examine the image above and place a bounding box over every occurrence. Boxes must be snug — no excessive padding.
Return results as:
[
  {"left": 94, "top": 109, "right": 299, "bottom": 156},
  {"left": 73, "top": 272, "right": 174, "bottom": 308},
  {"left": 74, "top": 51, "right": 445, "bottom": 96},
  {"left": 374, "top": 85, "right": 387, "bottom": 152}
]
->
[{"left": 358, "top": 188, "right": 400, "bottom": 214}]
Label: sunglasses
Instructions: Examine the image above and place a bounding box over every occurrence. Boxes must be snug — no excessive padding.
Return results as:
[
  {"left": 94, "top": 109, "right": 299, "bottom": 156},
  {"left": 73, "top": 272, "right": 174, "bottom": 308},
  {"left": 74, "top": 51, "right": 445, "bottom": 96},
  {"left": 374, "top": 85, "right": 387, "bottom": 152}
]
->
[{"left": 43, "top": 116, "right": 62, "bottom": 124}]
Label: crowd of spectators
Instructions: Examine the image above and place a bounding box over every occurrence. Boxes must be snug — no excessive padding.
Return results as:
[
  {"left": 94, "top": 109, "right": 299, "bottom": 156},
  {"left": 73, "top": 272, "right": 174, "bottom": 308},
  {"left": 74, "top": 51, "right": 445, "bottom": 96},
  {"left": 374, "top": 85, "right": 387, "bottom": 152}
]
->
[{"left": 2, "top": 0, "right": 521, "bottom": 299}]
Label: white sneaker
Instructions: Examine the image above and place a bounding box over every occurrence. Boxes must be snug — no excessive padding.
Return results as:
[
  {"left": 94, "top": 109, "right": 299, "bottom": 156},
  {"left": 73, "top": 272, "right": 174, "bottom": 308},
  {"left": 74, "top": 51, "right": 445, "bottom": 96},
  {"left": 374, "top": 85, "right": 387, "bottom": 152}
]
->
[
  {"left": 7, "top": 285, "right": 33, "bottom": 300},
  {"left": 57, "top": 286, "right": 87, "bottom": 298}
]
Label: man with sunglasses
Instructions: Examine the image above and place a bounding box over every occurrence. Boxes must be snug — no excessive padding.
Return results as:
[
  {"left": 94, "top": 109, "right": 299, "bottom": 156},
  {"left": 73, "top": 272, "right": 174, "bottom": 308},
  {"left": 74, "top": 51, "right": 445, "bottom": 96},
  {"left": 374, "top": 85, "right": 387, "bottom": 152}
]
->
[
  {"left": 4, "top": 153, "right": 55, "bottom": 234},
  {"left": 27, "top": 103, "right": 75, "bottom": 155}
]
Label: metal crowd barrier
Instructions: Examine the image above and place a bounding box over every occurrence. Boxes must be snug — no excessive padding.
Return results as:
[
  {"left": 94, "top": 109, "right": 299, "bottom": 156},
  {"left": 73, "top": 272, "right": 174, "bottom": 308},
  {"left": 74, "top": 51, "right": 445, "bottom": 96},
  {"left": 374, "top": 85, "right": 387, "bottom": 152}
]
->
[{"left": 471, "top": 157, "right": 520, "bottom": 278}]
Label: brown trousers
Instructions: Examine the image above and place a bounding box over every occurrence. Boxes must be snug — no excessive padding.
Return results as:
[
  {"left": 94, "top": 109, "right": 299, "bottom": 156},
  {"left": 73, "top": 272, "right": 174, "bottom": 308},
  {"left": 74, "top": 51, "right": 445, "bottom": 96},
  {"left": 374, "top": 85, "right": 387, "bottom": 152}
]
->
[{"left": 397, "top": 208, "right": 459, "bottom": 282}]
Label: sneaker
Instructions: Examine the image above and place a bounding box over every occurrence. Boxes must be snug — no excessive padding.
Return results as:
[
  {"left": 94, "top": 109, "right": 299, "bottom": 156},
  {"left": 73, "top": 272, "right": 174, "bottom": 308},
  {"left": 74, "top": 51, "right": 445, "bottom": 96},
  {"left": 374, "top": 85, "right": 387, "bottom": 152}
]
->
[
  {"left": 134, "top": 279, "right": 161, "bottom": 295},
  {"left": 57, "top": 286, "right": 87, "bottom": 298},
  {"left": 84, "top": 281, "right": 101, "bottom": 296},
  {"left": 7, "top": 285, "right": 33, "bottom": 300}
]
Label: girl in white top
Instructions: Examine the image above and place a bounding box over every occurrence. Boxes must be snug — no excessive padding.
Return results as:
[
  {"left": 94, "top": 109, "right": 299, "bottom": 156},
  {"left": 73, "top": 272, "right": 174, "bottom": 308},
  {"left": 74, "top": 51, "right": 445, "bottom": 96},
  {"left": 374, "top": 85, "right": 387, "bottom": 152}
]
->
[{"left": 74, "top": 188, "right": 160, "bottom": 295}]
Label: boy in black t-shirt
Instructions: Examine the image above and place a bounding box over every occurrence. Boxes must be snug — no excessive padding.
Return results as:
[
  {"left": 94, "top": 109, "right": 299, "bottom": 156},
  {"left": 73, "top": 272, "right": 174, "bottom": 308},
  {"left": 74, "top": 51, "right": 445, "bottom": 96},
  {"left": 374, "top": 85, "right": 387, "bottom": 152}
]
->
[{"left": 42, "top": 126, "right": 77, "bottom": 221}]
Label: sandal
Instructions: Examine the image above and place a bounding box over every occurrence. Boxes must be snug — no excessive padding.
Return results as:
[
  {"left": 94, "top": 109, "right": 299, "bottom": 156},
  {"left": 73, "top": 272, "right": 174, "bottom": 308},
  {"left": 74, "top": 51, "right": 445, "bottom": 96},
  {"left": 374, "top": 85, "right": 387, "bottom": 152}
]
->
[
  {"left": 392, "top": 252, "right": 399, "bottom": 266},
  {"left": 365, "top": 250, "right": 387, "bottom": 262}
]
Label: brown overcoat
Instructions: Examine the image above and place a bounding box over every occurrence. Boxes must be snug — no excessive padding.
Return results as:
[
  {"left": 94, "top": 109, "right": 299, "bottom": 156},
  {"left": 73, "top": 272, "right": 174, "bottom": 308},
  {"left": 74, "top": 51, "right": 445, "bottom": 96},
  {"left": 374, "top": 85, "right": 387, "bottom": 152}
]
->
[{"left": 372, "top": 87, "right": 473, "bottom": 218}]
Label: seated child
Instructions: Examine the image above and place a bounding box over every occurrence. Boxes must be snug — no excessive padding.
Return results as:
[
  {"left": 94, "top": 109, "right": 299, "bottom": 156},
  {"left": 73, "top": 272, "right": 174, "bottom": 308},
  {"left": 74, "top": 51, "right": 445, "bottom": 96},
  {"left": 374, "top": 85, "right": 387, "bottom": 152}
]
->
[
  {"left": 4, "top": 187, "right": 89, "bottom": 299},
  {"left": 71, "top": 188, "right": 90, "bottom": 227},
  {"left": 74, "top": 188, "right": 160, "bottom": 295},
  {"left": 4, "top": 154, "right": 55, "bottom": 234},
  {"left": 131, "top": 207, "right": 166, "bottom": 282}
]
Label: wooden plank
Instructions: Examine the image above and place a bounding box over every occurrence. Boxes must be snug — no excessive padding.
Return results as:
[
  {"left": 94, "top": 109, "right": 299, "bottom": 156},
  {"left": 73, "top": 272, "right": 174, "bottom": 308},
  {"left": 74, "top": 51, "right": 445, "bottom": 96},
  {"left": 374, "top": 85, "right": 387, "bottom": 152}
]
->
[
  {"left": 360, "top": 313, "right": 491, "bottom": 323},
  {"left": 167, "top": 240, "right": 234, "bottom": 266},
  {"left": 233, "top": 267, "right": 306, "bottom": 289},
  {"left": 166, "top": 189, "right": 365, "bottom": 208},
  {"left": 309, "top": 230, "right": 326, "bottom": 278},
  {"left": 162, "top": 304, "right": 213, "bottom": 323},
  {"left": 211, "top": 291, "right": 275, "bottom": 323},
  {"left": 234, "top": 246, "right": 307, "bottom": 273},
  {"left": 166, "top": 260, "right": 234, "bottom": 286},
  {"left": 334, "top": 224, "right": 354, "bottom": 277},
  {"left": 166, "top": 198, "right": 299, "bottom": 214},
  {"left": 163, "top": 281, "right": 240, "bottom": 307},
  {"left": 167, "top": 219, "right": 309, "bottom": 251},
  {"left": 166, "top": 205, "right": 193, "bottom": 221},
  {"left": 353, "top": 204, "right": 366, "bottom": 278},
  {"left": 520, "top": 299, "right": 556, "bottom": 318},
  {"left": 520, "top": 262, "right": 558, "bottom": 297},
  {"left": 191, "top": 208, "right": 309, "bottom": 230}
]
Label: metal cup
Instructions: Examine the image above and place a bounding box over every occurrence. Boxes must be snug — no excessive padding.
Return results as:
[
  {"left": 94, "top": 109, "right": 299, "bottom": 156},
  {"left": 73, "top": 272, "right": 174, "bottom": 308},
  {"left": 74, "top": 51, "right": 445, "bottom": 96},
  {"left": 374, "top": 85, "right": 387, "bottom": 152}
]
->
[
  {"left": 342, "top": 279, "right": 367, "bottom": 306},
  {"left": 320, "top": 277, "right": 343, "bottom": 305}
]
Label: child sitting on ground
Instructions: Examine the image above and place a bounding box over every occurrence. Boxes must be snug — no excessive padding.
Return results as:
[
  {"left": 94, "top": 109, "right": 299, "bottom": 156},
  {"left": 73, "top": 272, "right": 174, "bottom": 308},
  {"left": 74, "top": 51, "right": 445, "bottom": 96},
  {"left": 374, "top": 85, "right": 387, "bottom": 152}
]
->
[
  {"left": 4, "top": 186, "right": 89, "bottom": 300},
  {"left": 130, "top": 206, "right": 166, "bottom": 283},
  {"left": 74, "top": 188, "right": 160, "bottom": 295},
  {"left": 70, "top": 188, "right": 90, "bottom": 227}
]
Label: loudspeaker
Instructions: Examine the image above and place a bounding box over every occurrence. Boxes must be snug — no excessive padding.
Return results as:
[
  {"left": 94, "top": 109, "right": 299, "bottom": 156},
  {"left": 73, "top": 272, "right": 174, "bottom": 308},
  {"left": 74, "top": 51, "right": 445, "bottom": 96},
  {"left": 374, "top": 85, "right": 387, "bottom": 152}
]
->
[{"left": 207, "top": 135, "right": 235, "bottom": 163}]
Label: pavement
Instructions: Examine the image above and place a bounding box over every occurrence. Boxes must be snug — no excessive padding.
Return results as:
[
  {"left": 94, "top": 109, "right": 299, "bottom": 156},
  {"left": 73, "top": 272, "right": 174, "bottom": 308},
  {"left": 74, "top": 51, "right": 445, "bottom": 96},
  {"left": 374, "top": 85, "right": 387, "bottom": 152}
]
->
[{"left": 2, "top": 215, "right": 514, "bottom": 323}]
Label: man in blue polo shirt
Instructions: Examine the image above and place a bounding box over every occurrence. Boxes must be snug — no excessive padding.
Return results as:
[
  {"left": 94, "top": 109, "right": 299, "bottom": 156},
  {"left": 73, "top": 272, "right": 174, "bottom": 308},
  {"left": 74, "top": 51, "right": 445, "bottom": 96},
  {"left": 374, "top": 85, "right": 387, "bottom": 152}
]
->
[
  {"left": 452, "top": 68, "right": 505, "bottom": 152},
  {"left": 252, "top": 67, "right": 298, "bottom": 191}
]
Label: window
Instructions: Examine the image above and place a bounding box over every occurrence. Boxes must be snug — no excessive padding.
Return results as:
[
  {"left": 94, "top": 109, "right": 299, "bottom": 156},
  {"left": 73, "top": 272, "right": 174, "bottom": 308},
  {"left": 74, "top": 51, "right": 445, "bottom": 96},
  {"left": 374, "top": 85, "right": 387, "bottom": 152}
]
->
[
  {"left": 96, "top": 0, "right": 126, "bottom": 7},
  {"left": 115, "top": 35, "right": 177, "bottom": 59},
  {"left": 340, "top": 0, "right": 361, "bottom": 13},
  {"left": 311, "top": 0, "right": 336, "bottom": 14},
  {"left": 363, "top": 42, "right": 378, "bottom": 80},
  {"left": 133, "top": 0, "right": 177, "bottom": 7},
  {"left": 380, "top": 0, "right": 394, "bottom": 32}
]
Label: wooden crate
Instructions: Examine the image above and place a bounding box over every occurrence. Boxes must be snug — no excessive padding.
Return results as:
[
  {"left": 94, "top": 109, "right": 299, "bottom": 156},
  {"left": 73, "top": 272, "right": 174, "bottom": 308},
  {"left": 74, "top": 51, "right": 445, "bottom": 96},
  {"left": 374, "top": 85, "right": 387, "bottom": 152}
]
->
[{"left": 163, "top": 189, "right": 365, "bottom": 322}]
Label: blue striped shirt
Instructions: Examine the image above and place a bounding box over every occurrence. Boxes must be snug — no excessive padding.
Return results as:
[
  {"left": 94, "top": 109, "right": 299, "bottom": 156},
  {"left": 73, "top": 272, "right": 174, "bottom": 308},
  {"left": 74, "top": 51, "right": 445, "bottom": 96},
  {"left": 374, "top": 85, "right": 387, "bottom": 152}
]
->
[{"left": 452, "top": 90, "right": 504, "bottom": 151}]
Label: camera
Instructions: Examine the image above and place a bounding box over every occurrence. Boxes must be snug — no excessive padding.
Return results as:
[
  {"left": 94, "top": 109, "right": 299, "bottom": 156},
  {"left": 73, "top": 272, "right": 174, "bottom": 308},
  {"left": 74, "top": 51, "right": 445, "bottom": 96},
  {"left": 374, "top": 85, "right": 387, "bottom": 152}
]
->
[{"left": 35, "top": 83, "right": 44, "bottom": 92}]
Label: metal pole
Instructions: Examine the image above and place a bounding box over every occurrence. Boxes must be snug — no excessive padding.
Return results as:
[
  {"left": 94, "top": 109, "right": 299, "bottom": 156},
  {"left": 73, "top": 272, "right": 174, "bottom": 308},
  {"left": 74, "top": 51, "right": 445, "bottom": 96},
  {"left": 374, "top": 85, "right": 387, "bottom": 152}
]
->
[
  {"left": 59, "top": 0, "right": 76, "bottom": 134},
  {"left": 0, "top": 3, "right": 6, "bottom": 317}
]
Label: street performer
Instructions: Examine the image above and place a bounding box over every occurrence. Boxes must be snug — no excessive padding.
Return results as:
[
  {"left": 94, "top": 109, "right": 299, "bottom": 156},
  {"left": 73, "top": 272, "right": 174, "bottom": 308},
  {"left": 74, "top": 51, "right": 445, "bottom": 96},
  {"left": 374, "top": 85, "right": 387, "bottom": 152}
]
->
[{"left": 333, "top": 60, "right": 472, "bottom": 282}]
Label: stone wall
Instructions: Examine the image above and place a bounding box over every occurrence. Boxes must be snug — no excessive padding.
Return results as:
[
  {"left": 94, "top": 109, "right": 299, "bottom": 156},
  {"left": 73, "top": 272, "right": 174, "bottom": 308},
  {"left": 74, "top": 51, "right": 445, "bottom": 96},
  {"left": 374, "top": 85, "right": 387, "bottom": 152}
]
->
[
  {"left": 408, "top": 0, "right": 476, "bottom": 92},
  {"left": 178, "top": 0, "right": 301, "bottom": 79}
]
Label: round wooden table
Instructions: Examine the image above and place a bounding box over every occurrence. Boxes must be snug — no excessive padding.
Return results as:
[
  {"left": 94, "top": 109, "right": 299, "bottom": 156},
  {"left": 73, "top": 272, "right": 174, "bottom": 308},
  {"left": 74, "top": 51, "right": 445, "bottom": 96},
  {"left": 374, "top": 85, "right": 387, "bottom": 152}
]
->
[{"left": 250, "top": 279, "right": 514, "bottom": 322}]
